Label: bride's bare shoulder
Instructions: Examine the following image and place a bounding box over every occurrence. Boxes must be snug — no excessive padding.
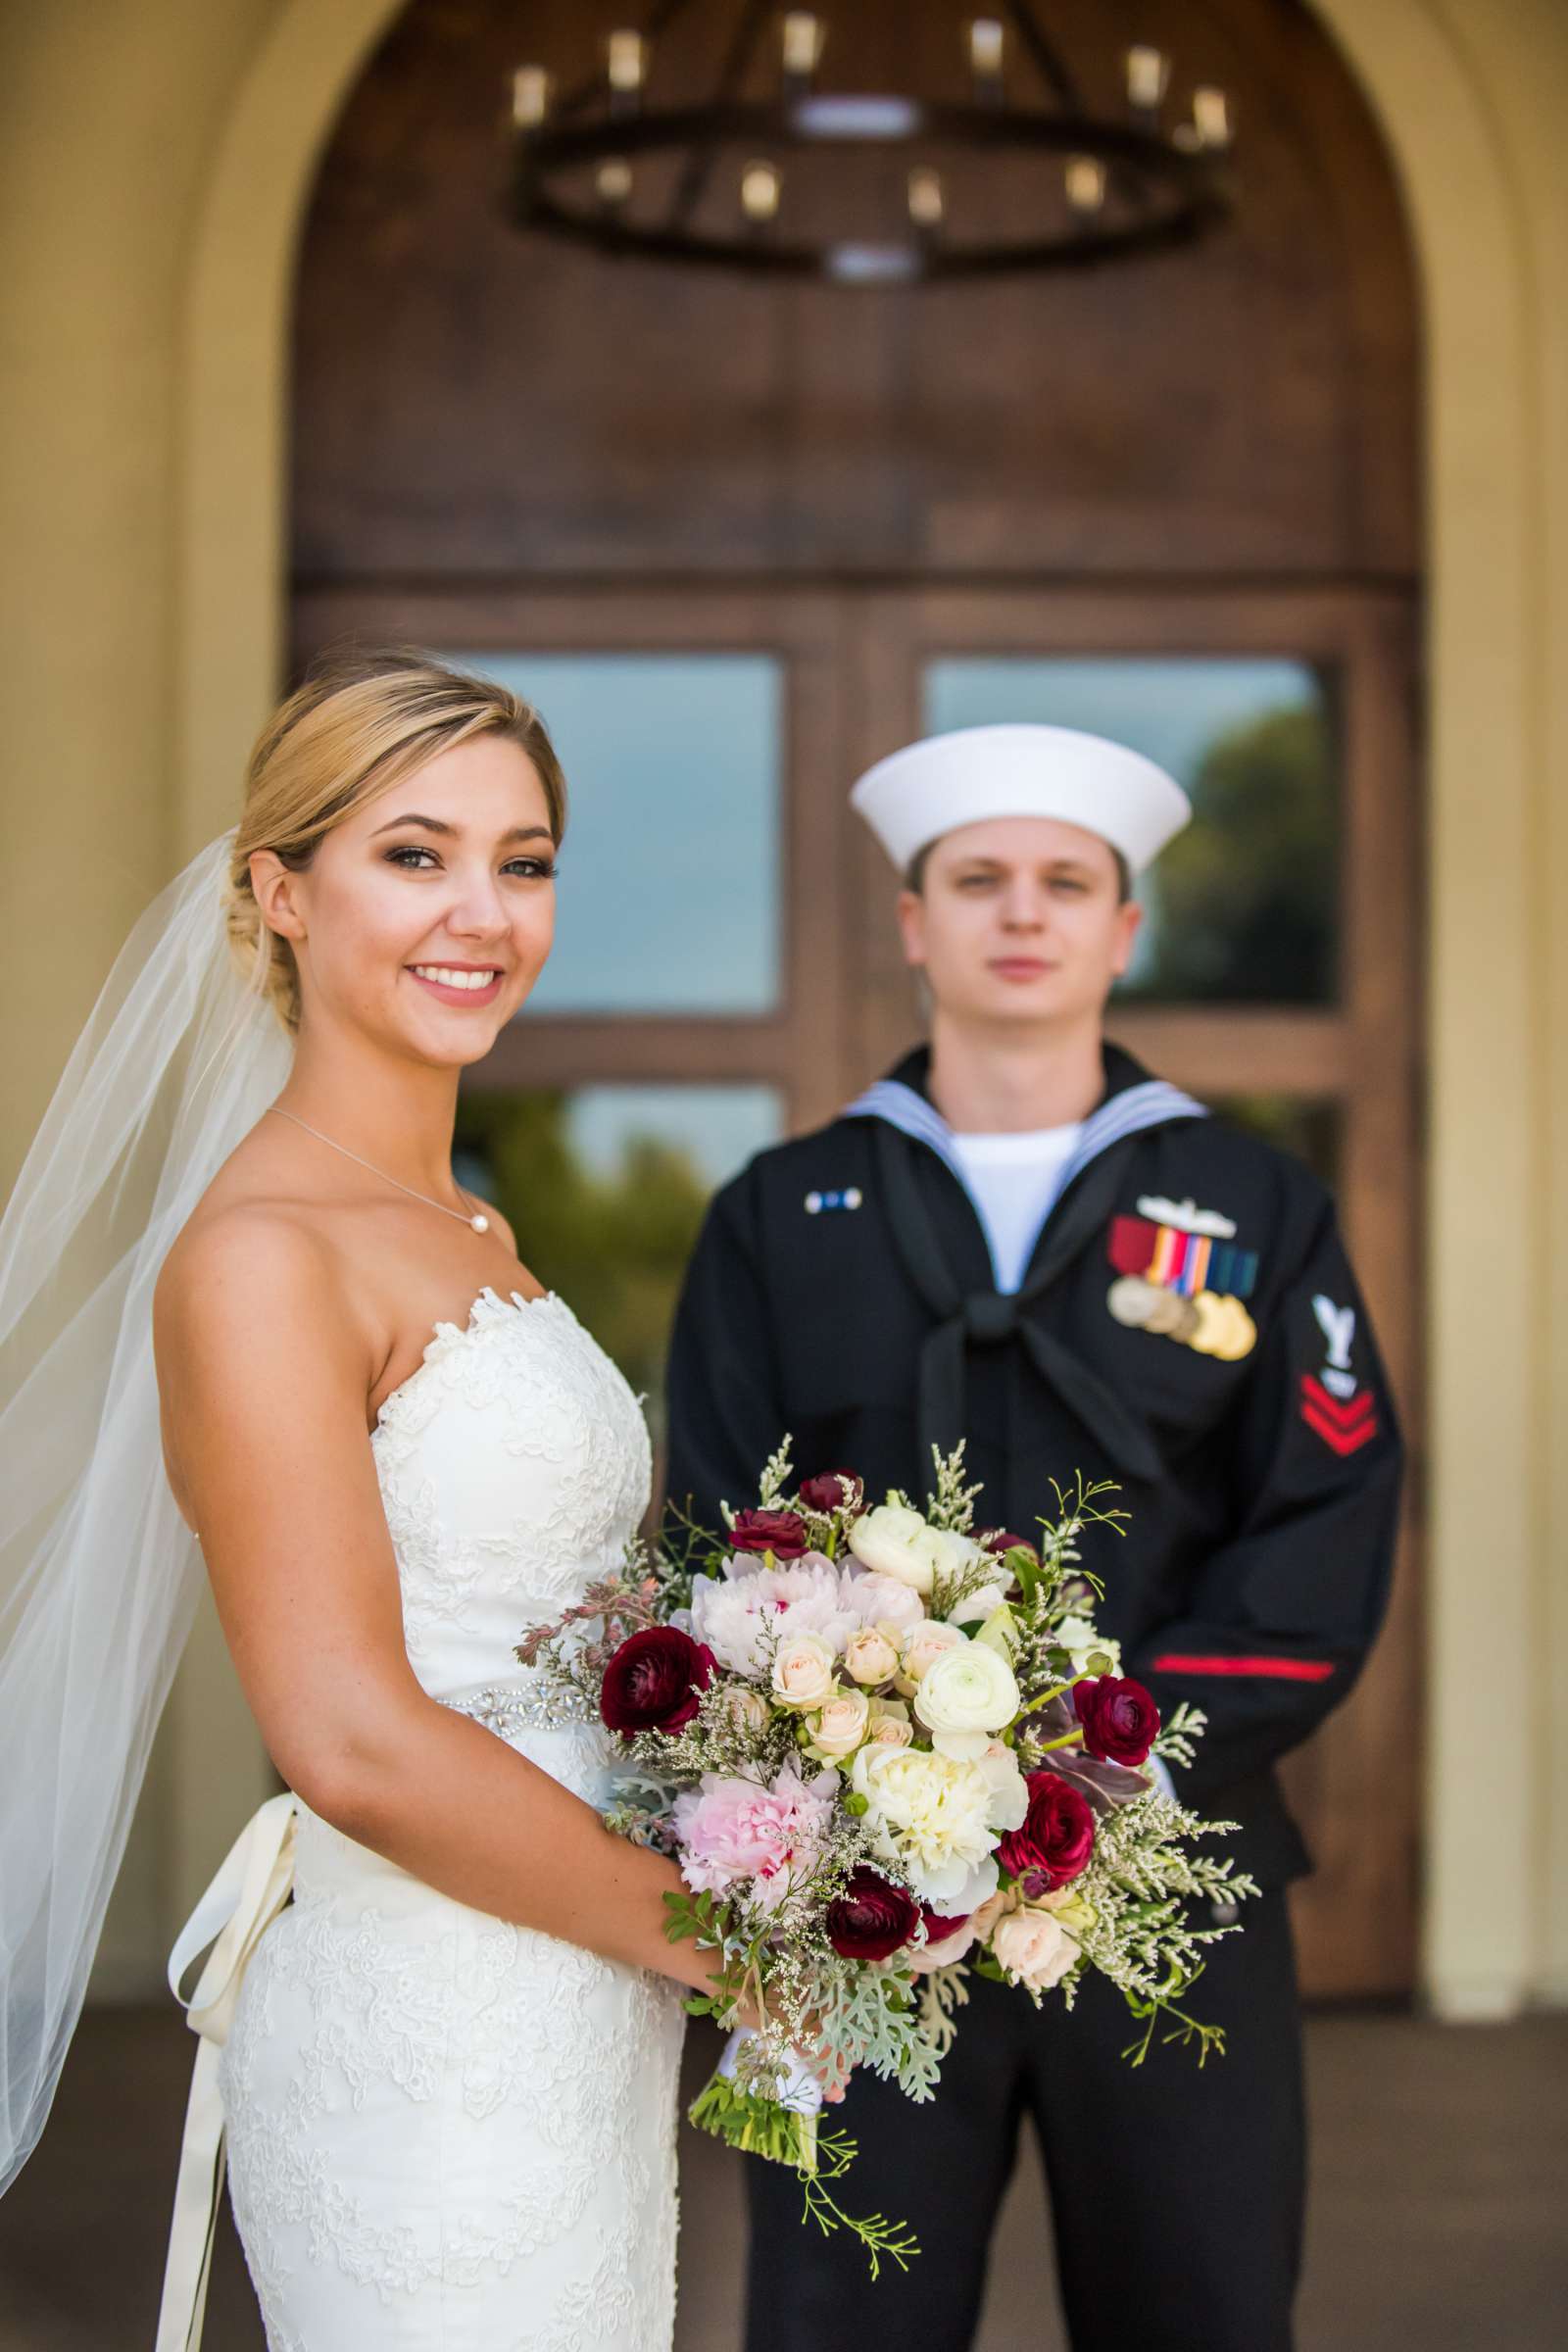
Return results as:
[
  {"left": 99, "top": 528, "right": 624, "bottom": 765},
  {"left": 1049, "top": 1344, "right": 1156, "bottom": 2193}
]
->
[{"left": 155, "top": 1197, "right": 351, "bottom": 1377}]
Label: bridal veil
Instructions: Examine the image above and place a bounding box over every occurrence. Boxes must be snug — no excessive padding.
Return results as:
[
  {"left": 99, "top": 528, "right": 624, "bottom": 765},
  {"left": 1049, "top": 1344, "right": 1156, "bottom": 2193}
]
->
[{"left": 0, "top": 834, "right": 290, "bottom": 2190}]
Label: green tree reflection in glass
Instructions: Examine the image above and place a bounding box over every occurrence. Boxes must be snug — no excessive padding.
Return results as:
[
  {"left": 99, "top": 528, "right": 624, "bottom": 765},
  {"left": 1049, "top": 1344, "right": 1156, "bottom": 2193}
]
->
[
  {"left": 455, "top": 1084, "right": 779, "bottom": 1446},
  {"left": 924, "top": 658, "right": 1339, "bottom": 1005}
]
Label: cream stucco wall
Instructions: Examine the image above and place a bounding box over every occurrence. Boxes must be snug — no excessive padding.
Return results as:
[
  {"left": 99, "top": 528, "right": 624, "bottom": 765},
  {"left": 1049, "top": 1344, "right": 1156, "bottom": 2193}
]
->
[{"left": 1, "top": 0, "right": 1564, "bottom": 2010}]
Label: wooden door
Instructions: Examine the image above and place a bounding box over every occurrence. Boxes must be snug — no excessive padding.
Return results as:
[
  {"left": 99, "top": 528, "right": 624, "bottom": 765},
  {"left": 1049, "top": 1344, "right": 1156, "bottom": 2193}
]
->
[{"left": 843, "top": 584, "right": 1423, "bottom": 1998}]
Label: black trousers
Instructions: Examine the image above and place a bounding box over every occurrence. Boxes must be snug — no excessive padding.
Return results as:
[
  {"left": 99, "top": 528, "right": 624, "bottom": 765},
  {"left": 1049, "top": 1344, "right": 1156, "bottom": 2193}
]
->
[{"left": 744, "top": 1892, "right": 1304, "bottom": 2352}]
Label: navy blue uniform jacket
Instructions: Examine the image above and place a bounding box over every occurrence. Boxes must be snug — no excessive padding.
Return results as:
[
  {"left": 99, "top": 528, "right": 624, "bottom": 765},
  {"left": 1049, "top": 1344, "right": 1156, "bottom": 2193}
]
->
[{"left": 663, "top": 1045, "right": 1402, "bottom": 1888}]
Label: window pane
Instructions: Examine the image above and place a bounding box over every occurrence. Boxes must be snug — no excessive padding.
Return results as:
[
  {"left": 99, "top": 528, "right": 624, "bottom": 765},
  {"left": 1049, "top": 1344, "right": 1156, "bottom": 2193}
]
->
[
  {"left": 924, "top": 657, "right": 1338, "bottom": 1004},
  {"left": 455, "top": 1083, "right": 782, "bottom": 1445},
  {"left": 451, "top": 653, "right": 782, "bottom": 1014}
]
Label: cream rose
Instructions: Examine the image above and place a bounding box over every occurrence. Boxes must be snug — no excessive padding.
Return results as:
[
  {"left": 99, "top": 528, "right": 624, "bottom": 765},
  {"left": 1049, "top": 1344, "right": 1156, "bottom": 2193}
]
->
[
  {"left": 909, "top": 1914, "right": 981, "bottom": 1973},
  {"left": 808, "top": 1685, "right": 871, "bottom": 1760},
  {"left": 969, "top": 1886, "right": 1014, "bottom": 1944},
  {"left": 770, "top": 1631, "right": 837, "bottom": 1712},
  {"left": 719, "top": 1686, "right": 770, "bottom": 1736},
  {"left": 842, "top": 1625, "right": 900, "bottom": 1687},
  {"left": 991, "top": 1904, "right": 1078, "bottom": 1993},
  {"left": 899, "top": 1620, "right": 967, "bottom": 1686},
  {"left": 848, "top": 1503, "right": 940, "bottom": 1592},
  {"left": 913, "top": 1641, "right": 1020, "bottom": 1738},
  {"left": 865, "top": 1710, "right": 914, "bottom": 1749}
]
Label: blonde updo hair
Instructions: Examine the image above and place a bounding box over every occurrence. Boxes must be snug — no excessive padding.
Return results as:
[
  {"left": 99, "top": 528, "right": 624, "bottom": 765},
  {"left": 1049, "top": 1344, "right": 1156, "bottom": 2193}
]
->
[{"left": 225, "top": 648, "right": 568, "bottom": 1034}]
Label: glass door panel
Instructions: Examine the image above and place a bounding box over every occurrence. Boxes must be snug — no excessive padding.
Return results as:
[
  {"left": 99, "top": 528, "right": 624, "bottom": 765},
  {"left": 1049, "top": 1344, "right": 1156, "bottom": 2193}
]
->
[{"left": 450, "top": 651, "right": 783, "bottom": 1015}]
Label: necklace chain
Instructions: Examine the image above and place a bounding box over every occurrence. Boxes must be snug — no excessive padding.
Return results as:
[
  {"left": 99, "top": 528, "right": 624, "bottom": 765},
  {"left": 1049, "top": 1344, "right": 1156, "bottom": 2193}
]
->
[{"left": 267, "top": 1107, "right": 490, "bottom": 1234}]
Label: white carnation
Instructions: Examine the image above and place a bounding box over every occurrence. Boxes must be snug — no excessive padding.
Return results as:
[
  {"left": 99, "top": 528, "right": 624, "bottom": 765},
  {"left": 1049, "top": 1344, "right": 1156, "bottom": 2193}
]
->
[{"left": 850, "top": 1742, "right": 1003, "bottom": 1910}]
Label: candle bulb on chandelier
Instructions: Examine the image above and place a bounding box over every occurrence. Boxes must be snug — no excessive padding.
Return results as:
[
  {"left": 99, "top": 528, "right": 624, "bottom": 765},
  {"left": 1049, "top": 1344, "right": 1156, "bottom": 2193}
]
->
[
  {"left": 1192, "top": 86, "right": 1233, "bottom": 148},
  {"left": 907, "top": 167, "right": 945, "bottom": 232},
  {"left": 968, "top": 18, "right": 1005, "bottom": 101},
  {"left": 741, "top": 160, "right": 782, "bottom": 223},
  {"left": 512, "top": 66, "right": 550, "bottom": 128},
  {"left": 782, "top": 13, "right": 825, "bottom": 91},
  {"left": 608, "top": 29, "right": 647, "bottom": 115},
  {"left": 1065, "top": 155, "right": 1106, "bottom": 214},
  {"left": 1125, "top": 45, "right": 1170, "bottom": 114}
]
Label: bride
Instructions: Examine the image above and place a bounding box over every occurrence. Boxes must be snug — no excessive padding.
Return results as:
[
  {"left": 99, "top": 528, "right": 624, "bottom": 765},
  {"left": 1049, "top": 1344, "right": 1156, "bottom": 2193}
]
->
[{"left": 0, "top": 650, "right": 804, "bottom": 2349}]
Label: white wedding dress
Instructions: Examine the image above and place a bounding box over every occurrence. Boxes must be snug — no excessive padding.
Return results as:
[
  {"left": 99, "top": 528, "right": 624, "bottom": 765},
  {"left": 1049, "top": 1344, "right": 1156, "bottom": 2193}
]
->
[{"left": 178, "top": 1288, "right": 685, "bottom": 2352}]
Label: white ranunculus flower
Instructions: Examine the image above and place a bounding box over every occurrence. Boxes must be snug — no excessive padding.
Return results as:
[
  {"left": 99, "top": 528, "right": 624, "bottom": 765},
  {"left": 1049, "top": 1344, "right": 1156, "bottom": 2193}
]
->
[
  {"left": 770, "top": 1631, "right": 837, "bottom": 1712},
  {"left": 912, "top": 1641, "right": 1020, "bottom": 1739},
  {"left": 850, "top": 1743, "right": 1003, "bottom": 1909},
  {"left": 927, "top": 1528, "right": 987, "bottom": 1582},
  {"left": 1054, "top": 1613, "right": 1122, "bottom": 1677},
  {"left": 848, "top": 1504, "right": 940, "bottom": 1592},
  {"left": 946, "top": 1583, "right": 1008, "bottom": 1628}
]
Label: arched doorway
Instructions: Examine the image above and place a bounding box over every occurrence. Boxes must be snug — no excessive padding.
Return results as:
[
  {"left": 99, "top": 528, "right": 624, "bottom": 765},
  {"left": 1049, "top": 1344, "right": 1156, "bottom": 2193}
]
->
[{"left": 288, "top": 0, "right": 1422, "bottom": 1996}]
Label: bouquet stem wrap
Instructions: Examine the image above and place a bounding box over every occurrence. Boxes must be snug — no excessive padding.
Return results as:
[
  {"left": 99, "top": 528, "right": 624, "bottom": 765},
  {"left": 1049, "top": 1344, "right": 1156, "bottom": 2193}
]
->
[{"left": 690, "top": 2030, "right": 824, "bottom": 2173}]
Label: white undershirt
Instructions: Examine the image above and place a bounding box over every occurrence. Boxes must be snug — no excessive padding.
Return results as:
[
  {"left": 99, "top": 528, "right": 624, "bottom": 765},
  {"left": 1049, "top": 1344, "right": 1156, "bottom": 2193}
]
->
[{"left": 948, "top": 1124, "right": 1084, "bottom": 1295}]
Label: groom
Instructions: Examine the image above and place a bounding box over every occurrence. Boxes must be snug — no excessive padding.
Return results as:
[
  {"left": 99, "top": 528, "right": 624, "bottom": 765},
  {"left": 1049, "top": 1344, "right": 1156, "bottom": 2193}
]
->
[{"left": 663, "top": 723, "right": 1402, "bottom": 2352}]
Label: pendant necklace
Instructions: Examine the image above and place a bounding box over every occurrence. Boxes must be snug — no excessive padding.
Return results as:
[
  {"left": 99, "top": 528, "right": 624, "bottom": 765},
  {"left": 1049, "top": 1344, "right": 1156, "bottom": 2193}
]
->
[{"left": 267, "top": 1106, "right": 490, "bottom": 1233}]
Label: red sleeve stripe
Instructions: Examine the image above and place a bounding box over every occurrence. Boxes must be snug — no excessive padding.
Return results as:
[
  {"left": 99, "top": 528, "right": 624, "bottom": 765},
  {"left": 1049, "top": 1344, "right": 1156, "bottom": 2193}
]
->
[{"left": 1150, "top": 1652, "right": 1336, "bottom": 1684}]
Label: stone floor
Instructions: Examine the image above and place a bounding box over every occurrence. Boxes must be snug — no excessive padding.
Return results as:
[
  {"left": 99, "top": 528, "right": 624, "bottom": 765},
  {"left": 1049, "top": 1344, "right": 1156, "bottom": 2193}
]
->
[{"left": 1, "top": 2008, "right": 1562, "bottom": 2349}]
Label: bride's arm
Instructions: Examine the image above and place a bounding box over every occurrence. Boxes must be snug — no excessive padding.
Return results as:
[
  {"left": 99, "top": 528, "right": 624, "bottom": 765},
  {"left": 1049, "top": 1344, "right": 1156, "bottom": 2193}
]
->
[{"left": 153, "top": 1214, "right": 725, "bottom": 2000}]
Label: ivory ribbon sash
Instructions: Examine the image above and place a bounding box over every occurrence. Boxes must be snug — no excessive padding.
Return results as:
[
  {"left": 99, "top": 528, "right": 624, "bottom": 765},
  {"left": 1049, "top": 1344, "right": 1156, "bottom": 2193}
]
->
[{"left": 154, "top": 1791, "right": 298, "bottom": 2352}]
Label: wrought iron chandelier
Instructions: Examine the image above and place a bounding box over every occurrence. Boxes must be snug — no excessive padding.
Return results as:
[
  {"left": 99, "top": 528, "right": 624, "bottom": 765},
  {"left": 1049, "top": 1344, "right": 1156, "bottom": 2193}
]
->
[{"left": 507, "top": 4, "right": 1234, "bottom": 286}]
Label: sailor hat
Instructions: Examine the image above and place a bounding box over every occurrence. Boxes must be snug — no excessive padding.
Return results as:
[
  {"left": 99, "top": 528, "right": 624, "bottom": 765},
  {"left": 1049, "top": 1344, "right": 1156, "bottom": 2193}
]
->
[{"left": 851, "top": 722, "right": 1192, "bottom": 878}]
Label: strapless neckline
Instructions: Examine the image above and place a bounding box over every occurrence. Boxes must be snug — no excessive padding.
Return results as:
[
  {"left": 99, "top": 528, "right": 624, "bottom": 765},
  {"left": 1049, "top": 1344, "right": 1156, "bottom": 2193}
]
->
[{"left": 371, "top": 1284, "right": 561, "bottom": 1436}]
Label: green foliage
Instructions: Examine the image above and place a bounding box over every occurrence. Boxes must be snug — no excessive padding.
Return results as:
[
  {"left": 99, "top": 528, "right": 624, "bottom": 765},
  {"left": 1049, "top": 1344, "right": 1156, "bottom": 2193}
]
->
[
  {"left": 455, "top": 1089, "right": 711, "bottom": 1437},
  {"left": 1128, "top": 704, "right": 1336, "bottom": 1004}
]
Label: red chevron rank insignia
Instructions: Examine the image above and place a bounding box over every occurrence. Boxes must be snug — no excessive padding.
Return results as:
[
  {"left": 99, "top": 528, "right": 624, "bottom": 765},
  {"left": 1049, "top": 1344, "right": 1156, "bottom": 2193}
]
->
[{"left": 1299, "top": 1373, "right": 1378, "bottom": 1456}]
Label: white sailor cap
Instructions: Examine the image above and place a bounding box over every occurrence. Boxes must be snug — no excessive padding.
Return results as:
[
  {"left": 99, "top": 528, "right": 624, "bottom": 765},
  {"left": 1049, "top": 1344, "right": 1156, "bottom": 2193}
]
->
[{"left": 851, "top": 723, "right": 1192, "bottom": 878}]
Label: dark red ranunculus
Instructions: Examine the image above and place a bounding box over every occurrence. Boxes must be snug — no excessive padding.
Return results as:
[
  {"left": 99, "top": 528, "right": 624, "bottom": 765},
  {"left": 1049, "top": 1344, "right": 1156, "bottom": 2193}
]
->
[
  {"left": 1073, "top": 1675, "right": 1160, "bottom": 1768},
  {"left": 998, "top": 1771, "right": 1097, "bottom": 1894},
  {"left": 826, "top": 1868, "right": 921, "bottom": 1962},
  {"left": 600, "top": 1627, "right": 715, "bottom": 1739},
  {"left": 729, "top": 1507, "right": 809, "bottom": 1558},
  {"left": 799, "top": 1469, "right": 865, "bottom": 1517},
  {"left": 979, "top": 1528, "right": 1039, "bottom": 1563}
]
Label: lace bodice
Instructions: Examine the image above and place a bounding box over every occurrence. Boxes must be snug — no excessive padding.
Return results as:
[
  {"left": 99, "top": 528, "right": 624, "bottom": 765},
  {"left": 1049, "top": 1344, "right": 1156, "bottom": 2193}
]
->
[{"left": 369, "top": 1287, "right": 653, "bottom": 1694}]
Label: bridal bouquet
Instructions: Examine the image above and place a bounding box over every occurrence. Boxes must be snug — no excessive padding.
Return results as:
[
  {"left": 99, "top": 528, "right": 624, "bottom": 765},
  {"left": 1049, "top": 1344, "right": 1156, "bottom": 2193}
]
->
[{"left": 517, "top": 1445, "right": 1255, "bottom": 2274}]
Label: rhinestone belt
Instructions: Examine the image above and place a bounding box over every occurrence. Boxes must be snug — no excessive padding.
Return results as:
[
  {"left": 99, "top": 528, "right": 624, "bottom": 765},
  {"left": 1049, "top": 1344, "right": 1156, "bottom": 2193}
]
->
[{"left": 445, "top": 1679, "right": 600, "bottom": 1737}]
